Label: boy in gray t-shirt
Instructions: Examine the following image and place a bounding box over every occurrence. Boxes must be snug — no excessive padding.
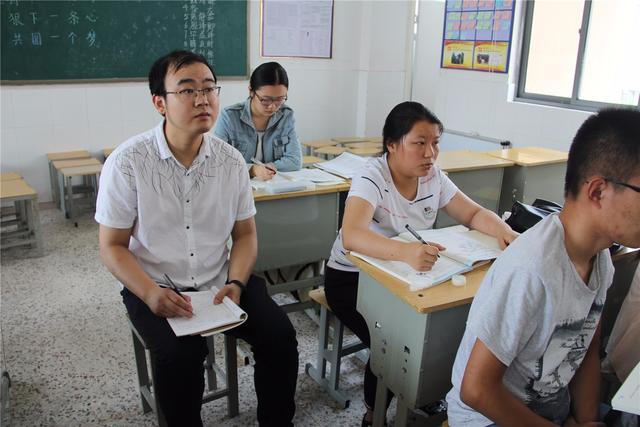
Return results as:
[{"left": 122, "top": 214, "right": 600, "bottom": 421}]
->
[{"left": 446, "top": 108, "right": 640, "bottom": 426}]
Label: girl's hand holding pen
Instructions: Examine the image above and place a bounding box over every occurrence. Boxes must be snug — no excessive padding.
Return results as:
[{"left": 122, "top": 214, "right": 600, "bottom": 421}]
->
[{"left": 401, "top": 241, "right": 445, "bottom": 271}]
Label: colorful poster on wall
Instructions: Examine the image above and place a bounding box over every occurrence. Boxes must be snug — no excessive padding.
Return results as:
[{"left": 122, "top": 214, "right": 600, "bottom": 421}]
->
[{"left": 440, "top": 0, "right": 515, "bottom": 73}]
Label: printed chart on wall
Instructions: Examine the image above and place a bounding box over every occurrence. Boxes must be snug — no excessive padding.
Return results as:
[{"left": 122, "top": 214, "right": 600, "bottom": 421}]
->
[
  {"left": 261, "top": 0, "right": 333, "bottom": 58},
  {"left": 441, "top": 0, "right": 515, "bottom": 73}
]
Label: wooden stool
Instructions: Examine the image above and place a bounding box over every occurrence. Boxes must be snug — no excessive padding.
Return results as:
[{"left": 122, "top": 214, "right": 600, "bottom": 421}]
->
[
  {"left": 315, "top": 146, "right": 348, "bottom": 160},
  {"left": 128, "top": 318, "right": 239, "bottom": 427},
  {"left": 59, "top": 163, "right": 102, "bottom": 227},
  {"left": 0, "top": 179, "right": 43, "bottom": 254},
  {"left": 46, "top": 150, "right": 91, "bottom": 206},
  {"left": 305, "top": 288, "right": 367, "bottom": 408}
]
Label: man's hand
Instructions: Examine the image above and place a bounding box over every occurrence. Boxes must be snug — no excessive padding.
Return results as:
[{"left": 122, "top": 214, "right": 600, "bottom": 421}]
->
[
  {"left": 214, "top": 283, "right": 243, "bottom": 305},
  {"left": 143, "top": 287, "right": 193, "bottom": 318}
]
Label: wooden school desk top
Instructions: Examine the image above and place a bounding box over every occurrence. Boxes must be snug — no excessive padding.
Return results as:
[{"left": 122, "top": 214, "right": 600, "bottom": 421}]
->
[
  {"left": 348, "top": 253, "right": 490, "bottom": 314},
  {"left": 253, "top": 181, "right": 350, "bottom": 202},
  {"left": 46, "top": 150, "right": 91, "bottom": 162},
  {"left": 485, "top": 146, "right": 568, "bottom": 167},
  {"left": 436, "top": 150, "right": 514, "bottom": 173}
]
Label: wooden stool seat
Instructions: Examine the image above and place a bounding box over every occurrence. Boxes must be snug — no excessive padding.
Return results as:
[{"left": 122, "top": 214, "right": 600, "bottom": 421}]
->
[
  {"left": 128, "top": 318, "right": 239, "bottom": 426},
  {"left": 0, "top": 172, "right": 23, "bottom": 181},
  {"left": 305, "top": 287, "right": 367, "bottom": 408},
  {"left": 302, "top": 155, "right": 325, "bottom": 168}
]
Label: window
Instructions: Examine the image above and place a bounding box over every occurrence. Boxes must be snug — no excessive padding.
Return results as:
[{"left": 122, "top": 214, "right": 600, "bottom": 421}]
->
[{"left": 518, "top": 0, "right": 640, "bottom": 110}]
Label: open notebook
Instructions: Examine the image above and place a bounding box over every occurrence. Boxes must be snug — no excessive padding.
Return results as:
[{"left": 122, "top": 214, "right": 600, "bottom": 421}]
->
[
  {"left": 167, "top": 289, "right": 247, "bottom": 337},
  {"left": 351, "top": 226, "right": 502, "bottom": 291},
  {"left": 612, "top": 361, "right": 640, "bottom": 415}
]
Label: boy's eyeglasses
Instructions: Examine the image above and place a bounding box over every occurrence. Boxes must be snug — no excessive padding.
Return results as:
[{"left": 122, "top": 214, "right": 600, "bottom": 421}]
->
[
  {"left": 605, "top": 178, "right": 640, "bottom": 193},
  {"left": 165, "top": 86, "right": 221, "bottom": 101}
]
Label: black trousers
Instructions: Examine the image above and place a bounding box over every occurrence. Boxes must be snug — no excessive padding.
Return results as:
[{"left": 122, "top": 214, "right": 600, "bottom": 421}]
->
[
  {"left": 122, "top": 275, "right": 299, "bottom": 427},
  {"left": 323, "top": 266, "right": 393, "bottom": 410}
]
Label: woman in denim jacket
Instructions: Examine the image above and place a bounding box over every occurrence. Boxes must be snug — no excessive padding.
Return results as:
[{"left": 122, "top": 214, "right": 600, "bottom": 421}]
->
[{"left": 214, "top": 62, "right": 302, "bottom": 180}]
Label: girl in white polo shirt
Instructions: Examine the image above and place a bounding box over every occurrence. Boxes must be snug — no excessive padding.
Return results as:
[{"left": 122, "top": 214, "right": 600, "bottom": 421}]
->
[{"left": 325, "top": 101, "right": 518, "bottom": 426}]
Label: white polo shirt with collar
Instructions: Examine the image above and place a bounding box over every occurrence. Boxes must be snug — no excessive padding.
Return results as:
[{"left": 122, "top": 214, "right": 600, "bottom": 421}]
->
[{"left": 95, "top": 121, "right": 256, "bottom": 291}]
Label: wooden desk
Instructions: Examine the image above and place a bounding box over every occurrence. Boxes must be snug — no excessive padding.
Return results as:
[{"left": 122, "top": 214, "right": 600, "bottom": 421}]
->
[
  {"left": 302, "top": 155, "right": 324, "bottom": 168},
  {"left": 60, "top": 164, "right": 102, "bottom": 227},
  {"left": 435, "top": 151, "right": 514, "bottom": 228},
  {"left": 1, "top": 172, "right": 22, "bottom": 181},
  {"left": 52, "top": 158, "right": 102, "bottom": 211},
  {"left": 485, "top": 147, "right": 568, "bottom": 215},
  {"left": 103, "top": 147, "right": 115, "bottom": 159},
  {"left": 350, "top": 253, "right": 488, "bottom": 426},
  {"left": 47, "top": 150, "right": 92, "bottom": 206},
  {"left": 252, "top": 182, "right": 350, "bottom": 312},
  {"left": 331, "top": 137, "right": 371, "bottom": 143},
  {"left": 344, "top": 141, "right": 383, "bottom": 150},
  {"left": 315, "top": 145, "right": 348, "bottom": 159},
  {"left": 302, "top": 139, "right": 340, "bottom": 155},
  {"left": 350, "top": 246, "right": 639, "bottom": 427},
  {"left": 348, "top": 147, "right": 382, "bottom": 157},
  {"left": 0, "top": 179, "right": 43, "bottom": 253}
]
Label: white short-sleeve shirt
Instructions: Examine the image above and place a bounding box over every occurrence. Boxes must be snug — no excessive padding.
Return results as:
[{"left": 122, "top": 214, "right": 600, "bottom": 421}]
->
[
  {"left": 95, "top": 121, "right": 256, "bottom": 291},
  {"left": 328, "top": 154, "right": 459, "bottom": 271}
]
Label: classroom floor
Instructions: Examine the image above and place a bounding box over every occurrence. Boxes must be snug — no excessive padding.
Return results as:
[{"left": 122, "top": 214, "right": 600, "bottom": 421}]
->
[{"left": 0, "top": 208, "right": 400, "bottom": 426}]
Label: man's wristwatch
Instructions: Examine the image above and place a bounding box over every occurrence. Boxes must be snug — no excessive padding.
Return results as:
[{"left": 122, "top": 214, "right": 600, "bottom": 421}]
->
[{"left": 226, "top": 279, "right": 246, "bottom": 291}]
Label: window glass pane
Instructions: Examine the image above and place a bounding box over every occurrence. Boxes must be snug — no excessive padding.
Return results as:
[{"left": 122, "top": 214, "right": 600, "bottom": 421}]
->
[
  {"left": 579, "top": 0, "right": 640, "bottom": 106},
  {"left": 524, "top": 0, "right": 584, "bottom": 98}
]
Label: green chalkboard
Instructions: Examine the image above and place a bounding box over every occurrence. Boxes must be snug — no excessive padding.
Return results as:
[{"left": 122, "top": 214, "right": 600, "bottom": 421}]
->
[{"left": 0, "top": 0, "right": 247, "bottom": 82}]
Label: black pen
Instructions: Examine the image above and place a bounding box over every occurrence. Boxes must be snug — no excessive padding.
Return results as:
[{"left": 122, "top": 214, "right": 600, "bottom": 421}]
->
[
  {"left": 404, "top": 224, "right": 440, "bottom": 258},
  {"left": 163, "top": 274, "right": 183, "bottom": 296}
]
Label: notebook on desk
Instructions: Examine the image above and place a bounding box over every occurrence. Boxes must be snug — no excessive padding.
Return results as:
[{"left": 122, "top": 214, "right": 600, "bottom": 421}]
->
[
  {"left": 351, "top": 226, "right": 502, "bottom": 291},
  {"left": 314, "top": 152, "right": 369, "bottom": 179},
  {"left": 167, "top": 289, "right": 247, "bottom": 337},
  {"left": 612, "top": 361, "right": 640, "bottom": 415}
]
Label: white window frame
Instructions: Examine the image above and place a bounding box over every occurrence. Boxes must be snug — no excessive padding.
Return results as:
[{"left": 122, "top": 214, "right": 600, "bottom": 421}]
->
[{"left": 516, "top": 0, "right": 640, "bottom": 111}]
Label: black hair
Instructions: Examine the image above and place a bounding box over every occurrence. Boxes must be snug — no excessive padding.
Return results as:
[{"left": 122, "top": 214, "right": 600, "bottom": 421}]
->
[
  {"left": 148, "top": 50, "right": 217, "bottom": 96},
  {"left": 565, "top": 108, "right": 640, "bottom": 198},
  {"left": 382, "top": 102, "right": 444, "bottom": 154},
  {"left": 249, "top": 62, "right": 289, "bottom": 91}
]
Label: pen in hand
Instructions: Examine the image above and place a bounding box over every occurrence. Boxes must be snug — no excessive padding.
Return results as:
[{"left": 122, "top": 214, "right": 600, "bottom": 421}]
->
[
  {"left": 404, "top": 224, "right": 440, "bottom": 258},
  {"left": 164, "top": 274, "right": 184, "bottom": 297},
  {"left": 250, "top": 157, "right": 276, "bottom": 174}
]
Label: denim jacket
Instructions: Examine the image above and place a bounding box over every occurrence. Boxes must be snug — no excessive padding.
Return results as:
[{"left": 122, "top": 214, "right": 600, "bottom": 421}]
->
[{"left": 213, "top": 98, "right": 302, "bottom": 171}]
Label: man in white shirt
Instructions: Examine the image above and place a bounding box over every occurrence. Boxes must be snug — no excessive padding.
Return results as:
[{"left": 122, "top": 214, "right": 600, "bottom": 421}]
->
[{"left": 96, "top": 50, "right": 298, "bottom": 427}]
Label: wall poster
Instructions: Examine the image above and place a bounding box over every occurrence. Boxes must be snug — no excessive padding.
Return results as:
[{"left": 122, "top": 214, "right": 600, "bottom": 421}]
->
[{"left": 441, "top": 0, "right": 515, "bottom": 73}]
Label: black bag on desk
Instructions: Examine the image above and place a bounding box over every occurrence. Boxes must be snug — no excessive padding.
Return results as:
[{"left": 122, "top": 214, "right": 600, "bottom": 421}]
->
[{"left": 505, "top": 198, "right": 562, "bottom": 233}]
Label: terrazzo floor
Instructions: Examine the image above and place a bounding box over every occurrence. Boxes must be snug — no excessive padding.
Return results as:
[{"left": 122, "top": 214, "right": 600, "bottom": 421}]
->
[{"left": 0, "top": 208, "right": 395, "bottom": 427}]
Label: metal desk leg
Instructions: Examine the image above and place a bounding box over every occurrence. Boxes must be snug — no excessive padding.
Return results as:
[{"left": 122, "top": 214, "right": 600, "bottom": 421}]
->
[
  {"left": 26, "top": 197, "right": 43, "bottom": 255},
  {"left": 49, "top": 162, "right": 59, "bottom": 207},
  {"left": 65, "top": 175, "right": 77, "bottom": 227}
]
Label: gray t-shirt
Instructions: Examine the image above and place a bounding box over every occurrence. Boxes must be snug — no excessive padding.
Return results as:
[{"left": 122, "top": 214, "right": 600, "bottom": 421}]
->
[{"left": 446, "top": 214, "right": 613, "bottom": 426}]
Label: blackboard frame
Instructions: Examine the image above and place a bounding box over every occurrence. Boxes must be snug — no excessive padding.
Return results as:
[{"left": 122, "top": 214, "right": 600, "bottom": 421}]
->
[{"left": 1, "top": 0, "right": 250, "bottom": 84}]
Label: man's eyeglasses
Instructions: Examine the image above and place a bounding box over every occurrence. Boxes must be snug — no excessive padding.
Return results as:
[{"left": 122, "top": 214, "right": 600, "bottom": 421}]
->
[
  {"left": 165, "top": 86, "right": 221, "bottom": 101},
  {"left": 254, "top": 92, "right": 287, "bottom": 107},
  {"left": 605, "top": 178, "right": 640, "bottom": 193}
]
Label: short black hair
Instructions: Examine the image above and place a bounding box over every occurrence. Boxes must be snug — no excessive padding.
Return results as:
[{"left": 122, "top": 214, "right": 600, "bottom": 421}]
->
[
  {"left": 249, "top": 62, "right": 289, "bottom": 91},
  {"left": 148, "top": 50, "right": 217, "bottom": 96},
  {"left": 565, "top": 108, "right": 640, "bottom": 198},
  {"left": 382, "top": 102, "right": 444, "bottom": 154}
]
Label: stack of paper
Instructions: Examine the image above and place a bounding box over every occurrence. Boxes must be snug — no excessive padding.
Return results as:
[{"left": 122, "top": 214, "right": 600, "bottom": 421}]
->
[
  {"left": 250, "top": 174, "right": 315, "bottom": 194},
  {"left": 314, "top": 152, "right": 369, "bottom": 179},
  {"left": 279, "top": 169, "right": 345, "bottom": 185}
]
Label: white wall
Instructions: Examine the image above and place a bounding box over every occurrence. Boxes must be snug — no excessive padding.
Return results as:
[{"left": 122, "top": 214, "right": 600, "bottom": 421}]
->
[
  {"left": 412, "top": 0, "right": 592, "bottom": 150},
  {"left": 0, "top": 0, "right": 412, "bottom": 203}
]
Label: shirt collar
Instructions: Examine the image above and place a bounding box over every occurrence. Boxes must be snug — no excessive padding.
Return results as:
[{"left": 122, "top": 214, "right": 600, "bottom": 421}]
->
[{"left": 154, "top": 120, "right": 214, "bottom": 164}]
